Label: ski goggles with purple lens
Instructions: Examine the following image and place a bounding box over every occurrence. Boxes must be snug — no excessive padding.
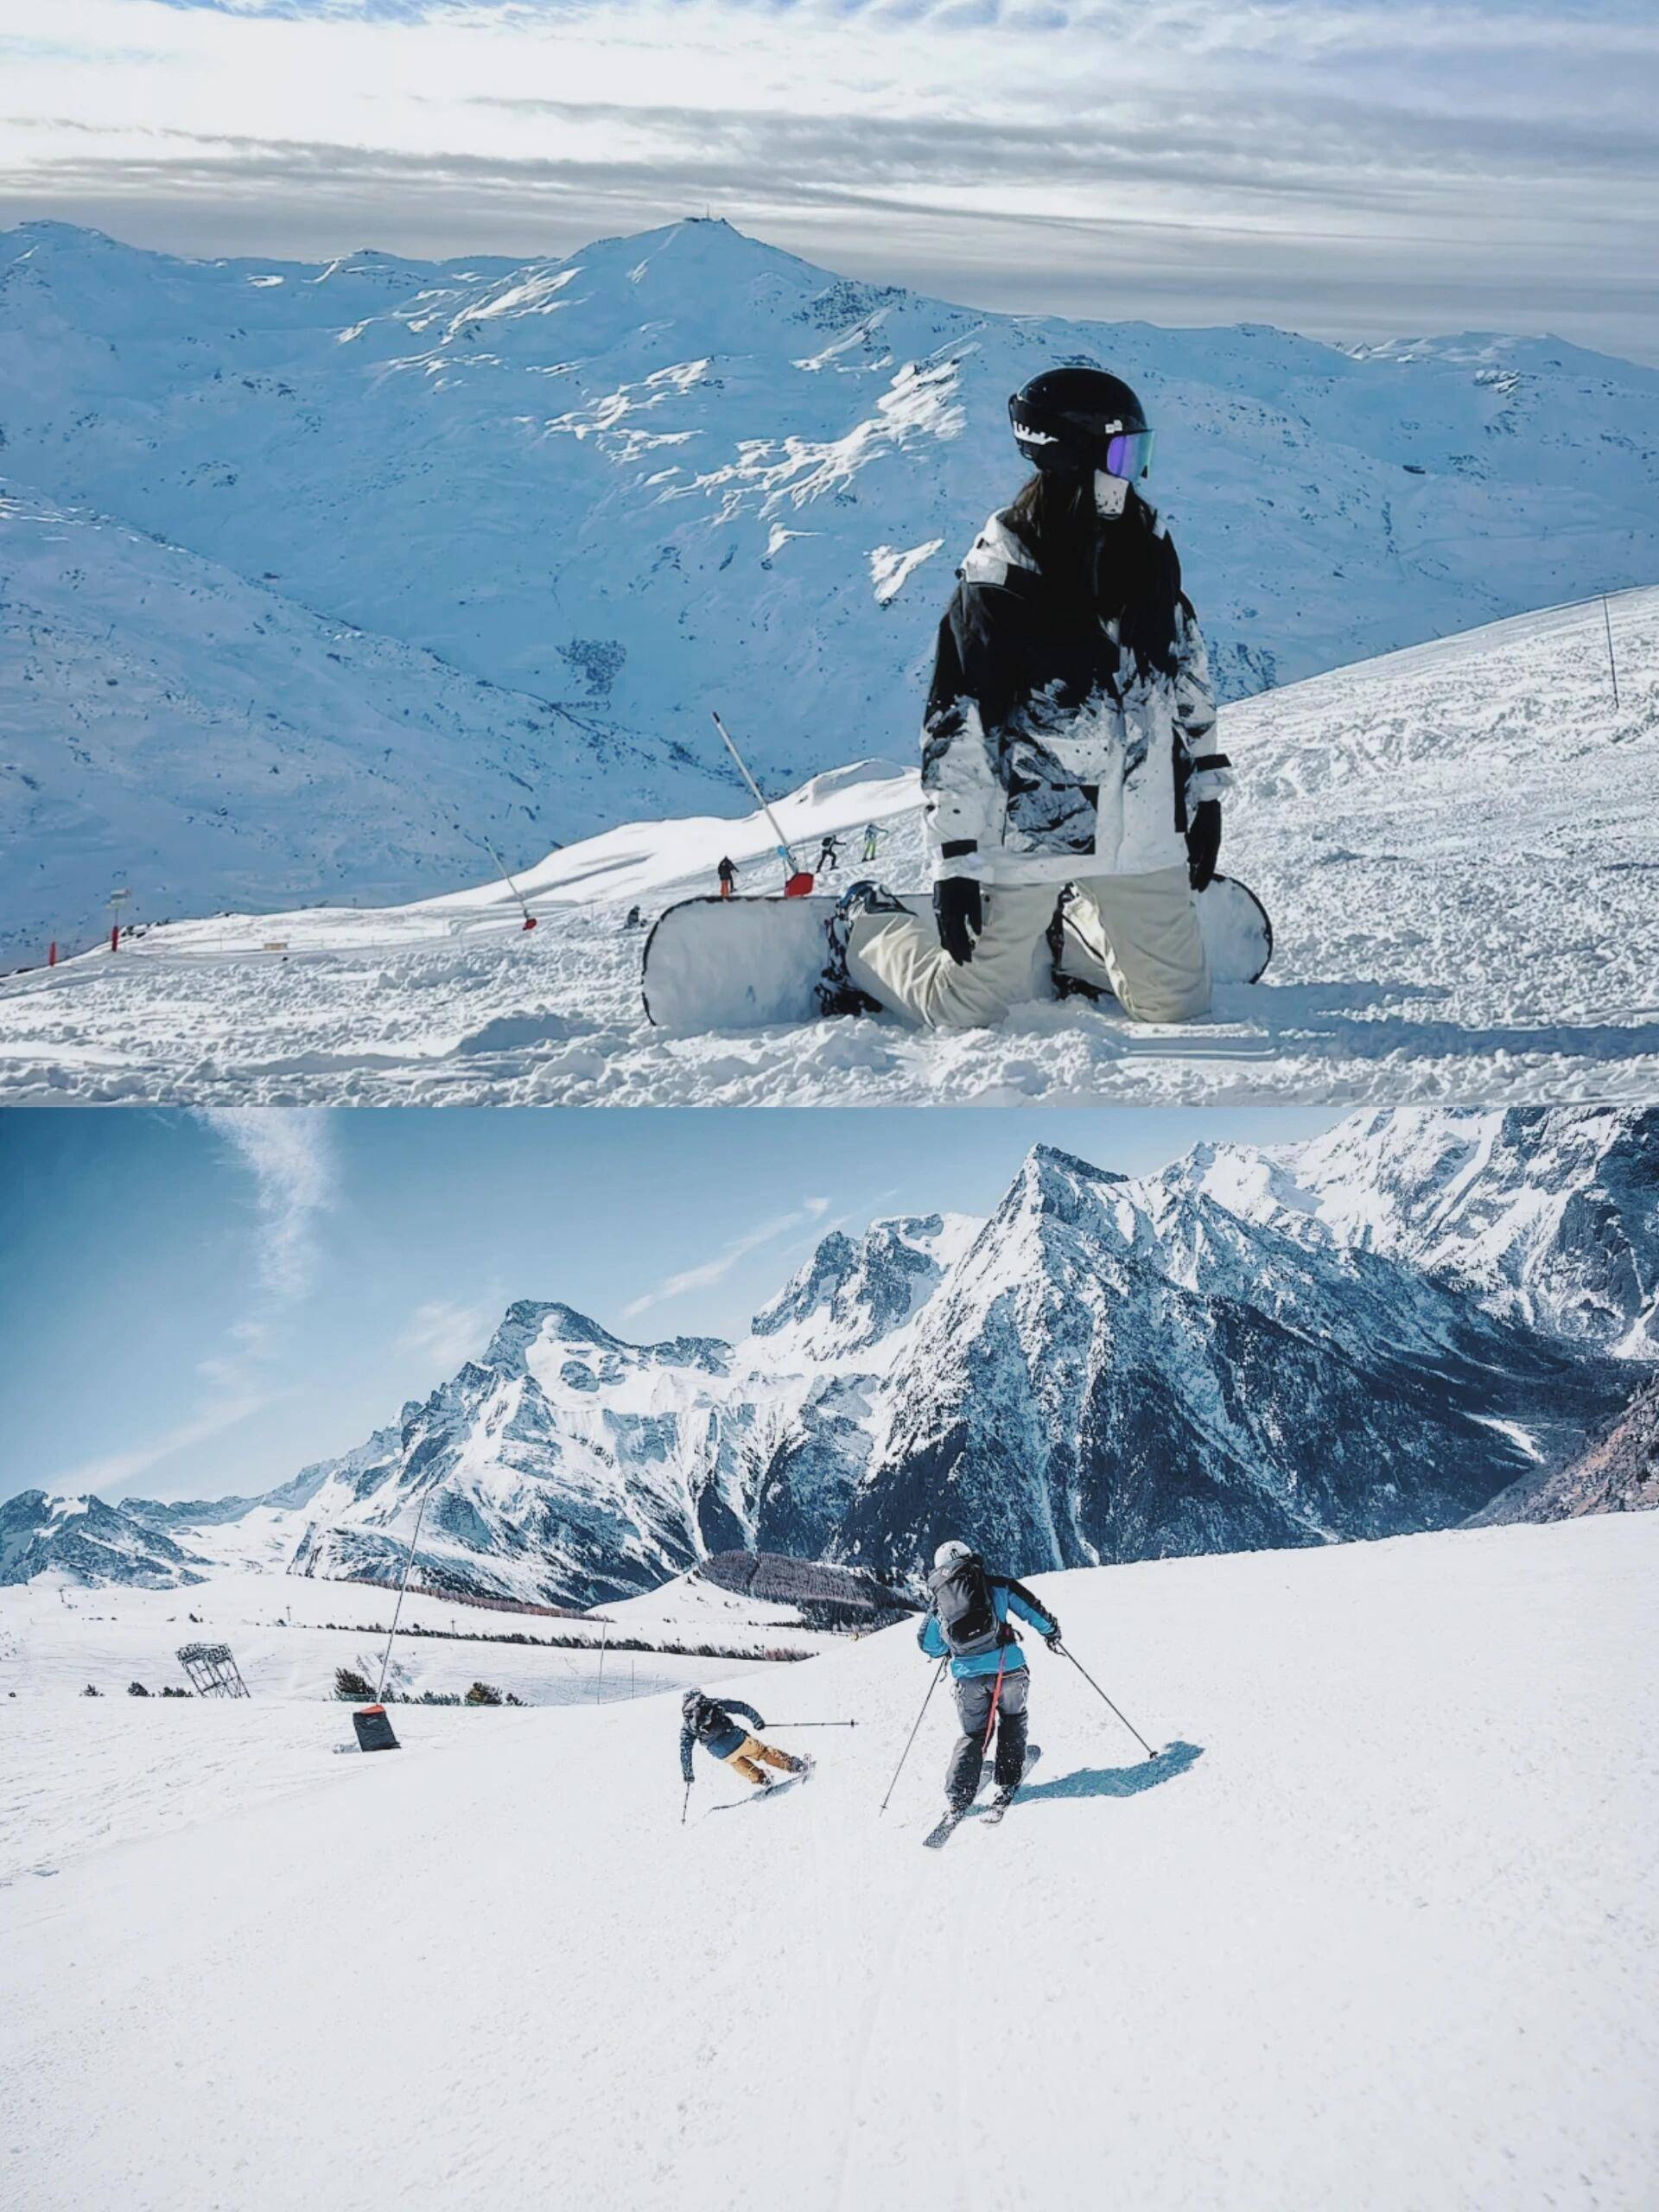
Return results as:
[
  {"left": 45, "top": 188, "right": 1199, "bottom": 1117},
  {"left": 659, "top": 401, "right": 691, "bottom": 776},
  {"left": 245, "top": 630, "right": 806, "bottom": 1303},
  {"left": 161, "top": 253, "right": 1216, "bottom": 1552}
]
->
[{"left": 1102, "top": 428, "right": 1155, "bottom": 481}]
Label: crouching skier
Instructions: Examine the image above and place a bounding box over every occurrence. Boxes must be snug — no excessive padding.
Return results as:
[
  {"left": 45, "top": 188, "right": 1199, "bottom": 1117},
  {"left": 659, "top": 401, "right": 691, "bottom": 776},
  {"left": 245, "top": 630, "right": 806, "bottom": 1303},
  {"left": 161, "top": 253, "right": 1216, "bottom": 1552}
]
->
[
  {"left": 826, "top": 368, "right": 1233, "bottom": 1029},
  {"left": 919, "top": 1541, "right": 1059, "bottom": 1817},
  {"left": 679, "top": 1688, "right": 811, "bottom": 1795}
]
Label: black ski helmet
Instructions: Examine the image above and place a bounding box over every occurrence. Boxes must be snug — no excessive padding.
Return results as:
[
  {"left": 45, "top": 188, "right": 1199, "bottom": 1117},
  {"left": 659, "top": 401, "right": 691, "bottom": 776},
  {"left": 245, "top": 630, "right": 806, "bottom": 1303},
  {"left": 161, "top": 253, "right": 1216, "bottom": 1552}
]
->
[{"left": 1009, "top": 367, "right": 1154, "bottom": 481}]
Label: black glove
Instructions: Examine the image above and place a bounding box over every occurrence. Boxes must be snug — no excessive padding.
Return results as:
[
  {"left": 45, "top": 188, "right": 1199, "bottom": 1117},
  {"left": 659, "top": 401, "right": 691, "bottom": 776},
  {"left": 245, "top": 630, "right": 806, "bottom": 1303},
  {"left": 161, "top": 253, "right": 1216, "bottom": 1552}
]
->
[
  {"left": 1186, "top": 800, "right": 1222, "bottom": 892},
  {"left": 934, "top": 869, "right": 982, "bottom": 966},
  {"left": 1045, "top": 1624, "right": 1063, "bottom": 1651}
]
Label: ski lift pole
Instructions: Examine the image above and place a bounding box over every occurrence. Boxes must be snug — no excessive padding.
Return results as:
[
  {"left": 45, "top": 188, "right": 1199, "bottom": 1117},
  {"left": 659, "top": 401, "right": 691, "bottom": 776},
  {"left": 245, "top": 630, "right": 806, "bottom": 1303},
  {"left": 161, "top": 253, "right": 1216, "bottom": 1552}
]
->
[
  {"left": 373, "top": 1475, "right": 439, "bottom": 1702},
  {"left": 710, "top": 711, "right": 813, "bottom": 894},
  {"left": 880, "top": 1658, "right": 947, "bottom": 1813},
  {"left": 477, "top": 830, "right": 537, "bottom": 931},
  {"left": 1054, "top": 1643, "right": 1158, "bottom": 1762}
]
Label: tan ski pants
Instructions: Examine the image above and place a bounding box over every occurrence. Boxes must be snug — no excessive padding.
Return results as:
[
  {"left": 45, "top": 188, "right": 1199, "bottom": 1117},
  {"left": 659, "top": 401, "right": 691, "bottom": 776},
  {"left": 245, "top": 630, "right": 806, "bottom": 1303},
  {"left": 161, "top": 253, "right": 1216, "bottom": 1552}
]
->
[
  {"left": 725, "top": 1736, "right": 800, "bottom": 1785},
  {"left": 845, "top": 865, "right": 1210, "bottom": 1032}
]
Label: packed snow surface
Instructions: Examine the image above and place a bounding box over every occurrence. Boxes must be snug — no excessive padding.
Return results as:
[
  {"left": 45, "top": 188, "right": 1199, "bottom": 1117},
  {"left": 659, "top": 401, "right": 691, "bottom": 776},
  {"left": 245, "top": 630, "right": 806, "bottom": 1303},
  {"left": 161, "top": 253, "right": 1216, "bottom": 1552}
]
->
[
  {"left": 3, "top": 1514, "right": 1655, "bottom": 2210},
  {"left": 1, "top": 592, "right": 1655, "bottom": 1104},
  {"left": 0, "top": 1565, "right": 813, "bottom": 1715}
]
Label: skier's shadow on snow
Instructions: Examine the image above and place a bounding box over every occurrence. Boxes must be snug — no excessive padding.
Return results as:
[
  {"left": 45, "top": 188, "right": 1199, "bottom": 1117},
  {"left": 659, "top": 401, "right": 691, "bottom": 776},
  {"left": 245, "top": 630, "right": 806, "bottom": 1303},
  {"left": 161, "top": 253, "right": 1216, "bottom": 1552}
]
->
[{"left": 1010, "top": 1739, "right": 1204, "bottom": 1806}]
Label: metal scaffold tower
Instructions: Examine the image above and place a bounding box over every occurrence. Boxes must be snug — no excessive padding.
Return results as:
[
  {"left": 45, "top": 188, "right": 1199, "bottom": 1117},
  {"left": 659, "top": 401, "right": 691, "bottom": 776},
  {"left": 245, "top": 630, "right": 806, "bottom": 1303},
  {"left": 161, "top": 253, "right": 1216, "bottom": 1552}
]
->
[{"left": 176, "top": 1643, "right": 250, "bottom": 1699}]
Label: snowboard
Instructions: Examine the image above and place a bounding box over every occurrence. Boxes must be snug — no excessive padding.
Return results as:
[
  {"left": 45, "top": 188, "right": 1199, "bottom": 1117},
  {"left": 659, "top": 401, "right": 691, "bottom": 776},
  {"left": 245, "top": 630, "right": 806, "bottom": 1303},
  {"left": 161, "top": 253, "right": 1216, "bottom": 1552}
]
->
[
  {"left": 923, "top": 1745, "right": 1044, "bottom": 1848},
  {"left": 641, "top": 877, "right": 1272, "bottom": 1030}
]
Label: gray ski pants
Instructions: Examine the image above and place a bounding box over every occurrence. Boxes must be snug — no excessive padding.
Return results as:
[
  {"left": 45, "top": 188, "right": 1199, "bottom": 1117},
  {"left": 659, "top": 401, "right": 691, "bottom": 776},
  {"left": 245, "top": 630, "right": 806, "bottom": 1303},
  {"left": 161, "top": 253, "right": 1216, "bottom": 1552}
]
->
[
  {"left": 947, "top": 1667, "right": 1030, "bottom": 1809},
  {"left": 845, "top": 865, "right": 1210, "bottom": 1033}
]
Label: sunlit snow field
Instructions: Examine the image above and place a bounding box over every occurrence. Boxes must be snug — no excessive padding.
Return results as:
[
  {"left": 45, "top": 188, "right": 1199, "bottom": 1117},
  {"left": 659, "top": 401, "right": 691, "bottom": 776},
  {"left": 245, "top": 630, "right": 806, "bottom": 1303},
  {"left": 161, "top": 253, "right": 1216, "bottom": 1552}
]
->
[
  {"left": 3, "top": 1516, "right": 1656, "bottom": 2211},
  {"left": 2, "top": 589, "right": 1653, "bottom": 1107}
]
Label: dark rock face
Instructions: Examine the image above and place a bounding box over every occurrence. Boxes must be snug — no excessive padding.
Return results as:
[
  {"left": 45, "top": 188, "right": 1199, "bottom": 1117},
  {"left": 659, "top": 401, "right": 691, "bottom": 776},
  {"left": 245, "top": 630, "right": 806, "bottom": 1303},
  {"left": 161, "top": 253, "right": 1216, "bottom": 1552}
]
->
[
  {"left": 836, "top": 1147, "right": 1625, "bottom": 1585},
  {"left": 1470, "top": 1376, "right": 1659, "bottom": 1525}
]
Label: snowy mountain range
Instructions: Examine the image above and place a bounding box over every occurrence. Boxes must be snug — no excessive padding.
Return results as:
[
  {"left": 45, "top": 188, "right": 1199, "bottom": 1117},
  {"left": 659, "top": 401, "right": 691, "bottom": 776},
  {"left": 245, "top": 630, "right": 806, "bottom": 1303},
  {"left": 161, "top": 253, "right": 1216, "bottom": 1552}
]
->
[
  {"left": 3, "top": 214, "right": 1657, "bottom": 957},
  {"left": 7, "top": 1107, "right": 1654, "bottom": 1600}
]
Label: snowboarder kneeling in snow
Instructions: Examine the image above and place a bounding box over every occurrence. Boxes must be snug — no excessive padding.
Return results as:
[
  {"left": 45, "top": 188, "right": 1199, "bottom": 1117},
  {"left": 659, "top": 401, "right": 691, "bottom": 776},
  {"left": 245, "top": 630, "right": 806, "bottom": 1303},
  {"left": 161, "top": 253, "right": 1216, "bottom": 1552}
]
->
[
  {"left": 679, "top": 1688, "right": 809, "bottom": 1792},
  {"left": 829, "top": 368, "right": 1232, "bottom": 1030},
  {"left": 920, "top": 1541, "right": 1059, "bottom": 1814}
]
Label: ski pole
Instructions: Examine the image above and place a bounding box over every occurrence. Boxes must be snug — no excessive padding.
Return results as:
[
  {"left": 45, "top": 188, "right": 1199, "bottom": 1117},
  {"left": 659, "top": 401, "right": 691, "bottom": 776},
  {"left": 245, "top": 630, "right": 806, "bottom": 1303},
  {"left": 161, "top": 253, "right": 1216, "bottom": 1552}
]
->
[
  {"left": 765, "top": 1720, "right": 858, "bottom": 1730},
  {"left": 681, "top": 1780, "right": 691, "bottom": 1827},
  {"left": 710, "top": 712, "right": 813, "bottom": 894},
  {"left": 1602, "top": 594, "right": 1621, "bottom": 713},
  {"left": 880, "top": 1658, "right": 946, "bottom": 1813},
  {"left": 1055, "top": 1643, "right": 1158, "bottom": 1761}
]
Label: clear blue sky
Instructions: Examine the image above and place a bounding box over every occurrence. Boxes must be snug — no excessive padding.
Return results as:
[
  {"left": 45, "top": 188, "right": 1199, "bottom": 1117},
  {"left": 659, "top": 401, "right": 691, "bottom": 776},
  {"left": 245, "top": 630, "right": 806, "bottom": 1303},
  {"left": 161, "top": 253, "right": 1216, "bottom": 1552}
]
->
[{"left": 0, "top": 1106, "right": 1336, "bottom": 1506}]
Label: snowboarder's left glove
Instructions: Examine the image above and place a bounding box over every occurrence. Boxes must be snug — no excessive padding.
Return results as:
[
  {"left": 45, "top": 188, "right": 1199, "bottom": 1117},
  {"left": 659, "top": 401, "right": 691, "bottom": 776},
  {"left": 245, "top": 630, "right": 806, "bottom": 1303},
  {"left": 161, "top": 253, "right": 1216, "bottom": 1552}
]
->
[
  {"left": 934, "top": 872, "right": 982, "bottom": 966},
  {"left": 1186, "top": 800, "right": 1222, "bottom": 892}
]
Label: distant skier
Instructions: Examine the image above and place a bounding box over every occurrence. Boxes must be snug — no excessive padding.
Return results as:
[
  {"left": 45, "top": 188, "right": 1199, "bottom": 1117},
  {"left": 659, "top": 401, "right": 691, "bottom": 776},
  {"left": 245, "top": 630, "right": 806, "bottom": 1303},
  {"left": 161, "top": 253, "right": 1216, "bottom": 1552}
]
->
[
  {"left": 861, "top": 823, "right": 883, "bottom": 865},
  {"left": 829, "top": 368, "right": 1231, "bottom": 1030},
  {"left": 716, "top": 856, "right": 739, "bottom": 900},
  {"left": 679, "top": 1688, "right": 810, "bottom": 1793},
  {"left": 816, "top": 833, "right": 842, "bottom": 875},
  {"left": 918, "top": 1541, "right": 1059, "bottom": 1816}
]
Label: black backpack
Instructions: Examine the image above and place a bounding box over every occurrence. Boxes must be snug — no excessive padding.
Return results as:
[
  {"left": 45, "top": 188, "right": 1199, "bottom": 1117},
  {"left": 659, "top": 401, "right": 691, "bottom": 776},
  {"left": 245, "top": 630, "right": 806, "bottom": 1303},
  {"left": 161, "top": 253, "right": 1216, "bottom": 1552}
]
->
[
  {"left": 686, "top": 1695, "right": 727, "bottom": 1743},
  {"left": 929, "top": 1554, "right": 1007, "bottom": 1659}
]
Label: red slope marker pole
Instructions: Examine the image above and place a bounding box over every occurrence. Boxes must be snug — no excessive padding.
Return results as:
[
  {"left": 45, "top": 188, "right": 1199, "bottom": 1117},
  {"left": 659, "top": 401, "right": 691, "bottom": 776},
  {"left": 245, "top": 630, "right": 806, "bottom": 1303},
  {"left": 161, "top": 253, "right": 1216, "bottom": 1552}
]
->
[{"left": 710, "top": 710, "right": 814, "bottom": 897}]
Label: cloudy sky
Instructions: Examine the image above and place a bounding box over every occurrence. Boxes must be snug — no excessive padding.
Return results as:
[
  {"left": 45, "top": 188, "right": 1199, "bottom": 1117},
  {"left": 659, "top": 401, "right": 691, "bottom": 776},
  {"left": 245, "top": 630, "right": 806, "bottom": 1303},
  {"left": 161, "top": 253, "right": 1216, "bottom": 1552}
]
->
[
  {"left": 1, "top": 0, "right": 1655, "bottom": 359},
  {"left": 0, "top": 1105, "right": 1335, "bottom": 1505}
]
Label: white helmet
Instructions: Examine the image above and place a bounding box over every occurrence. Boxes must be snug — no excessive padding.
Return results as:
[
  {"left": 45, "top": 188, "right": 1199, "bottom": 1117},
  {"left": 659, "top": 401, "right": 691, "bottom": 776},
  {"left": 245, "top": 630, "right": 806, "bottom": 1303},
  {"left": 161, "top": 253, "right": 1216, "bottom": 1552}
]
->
[{"left": 933, "top": 1540, "right": 974, "bottom": 1569}]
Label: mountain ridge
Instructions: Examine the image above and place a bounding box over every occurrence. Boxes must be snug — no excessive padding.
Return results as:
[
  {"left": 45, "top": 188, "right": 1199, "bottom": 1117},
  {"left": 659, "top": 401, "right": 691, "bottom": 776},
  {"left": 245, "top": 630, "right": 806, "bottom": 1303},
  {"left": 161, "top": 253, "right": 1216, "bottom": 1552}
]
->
[
  {"left": 7, "top": 1109, "right": 1652, "bottom": 1599},
  {"left": 5, "top": 215, "right": 1657, "bottom": 954}
]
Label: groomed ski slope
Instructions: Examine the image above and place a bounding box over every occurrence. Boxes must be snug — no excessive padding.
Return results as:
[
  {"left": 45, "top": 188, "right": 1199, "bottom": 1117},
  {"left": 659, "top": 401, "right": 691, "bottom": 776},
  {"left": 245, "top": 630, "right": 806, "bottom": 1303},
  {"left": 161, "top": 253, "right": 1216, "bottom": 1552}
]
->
[
  {"left": 5, "top": 1513, "right": 1656, "bottom": 2212},
  {"left": 3, "top": 587, "right": 1656, "bottom": 1107}
]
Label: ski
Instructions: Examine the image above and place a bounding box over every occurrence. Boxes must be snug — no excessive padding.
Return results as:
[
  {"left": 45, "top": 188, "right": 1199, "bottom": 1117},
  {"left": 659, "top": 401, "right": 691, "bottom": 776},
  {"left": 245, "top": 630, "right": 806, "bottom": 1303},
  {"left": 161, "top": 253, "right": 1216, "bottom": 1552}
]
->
[
  {"left": 979, "top": 1744, "right": 1043, "bottom": 1824},
  {"left": 923, "top": 1747, "right": 1043, "bottom": 1846}
]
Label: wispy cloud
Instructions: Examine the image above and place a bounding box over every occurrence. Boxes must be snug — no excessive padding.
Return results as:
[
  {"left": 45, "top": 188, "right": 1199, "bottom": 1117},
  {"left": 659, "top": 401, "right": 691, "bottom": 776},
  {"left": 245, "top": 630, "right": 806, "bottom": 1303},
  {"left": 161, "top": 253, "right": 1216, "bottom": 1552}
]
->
[
  {"left": 623, "top": 1194, "right": 831, "bottom": 1320},
  {"left": 200, "top": 1109, "right": 336, "bottom": 1301},
  {"left": 1, "top": 0, "right": 1654, "bottom": 357},
  {"left": 48, "top": 1392, "right": 274, "bottom": 1499},
  {"left": 398, "top": 1296, "right": 493, "bottom": 1373},
  {"left": 50, "top": 1111, "right": 340, "bottom": 1500}
]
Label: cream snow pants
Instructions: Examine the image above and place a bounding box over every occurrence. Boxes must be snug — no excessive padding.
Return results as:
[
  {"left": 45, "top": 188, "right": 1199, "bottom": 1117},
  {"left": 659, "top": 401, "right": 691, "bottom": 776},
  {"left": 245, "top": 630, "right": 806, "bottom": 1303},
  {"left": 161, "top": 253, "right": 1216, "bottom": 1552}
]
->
[{"left": 846, "top": 865, "right": 1210, "bottom": 1033}]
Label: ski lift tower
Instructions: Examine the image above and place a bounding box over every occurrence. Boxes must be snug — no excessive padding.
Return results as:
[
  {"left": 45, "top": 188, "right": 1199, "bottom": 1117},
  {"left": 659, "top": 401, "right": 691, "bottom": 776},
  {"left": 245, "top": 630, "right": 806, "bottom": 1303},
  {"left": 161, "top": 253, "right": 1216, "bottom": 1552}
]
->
[{"left": 176, "top": 1643, "right": 250, "bottom": 1699}]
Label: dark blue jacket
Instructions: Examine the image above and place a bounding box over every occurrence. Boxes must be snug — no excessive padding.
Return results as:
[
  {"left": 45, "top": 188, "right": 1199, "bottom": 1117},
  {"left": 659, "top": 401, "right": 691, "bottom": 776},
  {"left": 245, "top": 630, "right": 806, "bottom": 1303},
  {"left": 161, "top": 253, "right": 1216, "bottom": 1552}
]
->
[{"left": 680, "top": 1697, "right": 764, "bottom": 1782}]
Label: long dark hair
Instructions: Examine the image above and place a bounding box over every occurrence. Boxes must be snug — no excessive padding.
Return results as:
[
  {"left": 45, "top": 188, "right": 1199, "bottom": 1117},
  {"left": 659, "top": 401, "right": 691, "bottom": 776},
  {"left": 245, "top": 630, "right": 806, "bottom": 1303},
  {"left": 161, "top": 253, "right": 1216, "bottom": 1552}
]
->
[{"left": 1006, "top": 471, "right": 1184, "bottom": 680}]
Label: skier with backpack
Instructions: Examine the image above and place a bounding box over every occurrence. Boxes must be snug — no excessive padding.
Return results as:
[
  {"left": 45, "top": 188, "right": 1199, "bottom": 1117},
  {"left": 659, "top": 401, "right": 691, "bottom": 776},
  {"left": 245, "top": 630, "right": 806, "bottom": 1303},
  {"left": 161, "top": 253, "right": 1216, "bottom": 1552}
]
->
[
  {"left": 826, "top": 367, "right": 1232, "bottom": 1030},
  {"left": 918, "top": 1541, "right": 1060, "bottom": 1827},
  {"left": 716, "top": 856, "right": 739, "bottom": 899},
  {"left": 679, "top": 1688, "right": 811, "bottom": 1796}
]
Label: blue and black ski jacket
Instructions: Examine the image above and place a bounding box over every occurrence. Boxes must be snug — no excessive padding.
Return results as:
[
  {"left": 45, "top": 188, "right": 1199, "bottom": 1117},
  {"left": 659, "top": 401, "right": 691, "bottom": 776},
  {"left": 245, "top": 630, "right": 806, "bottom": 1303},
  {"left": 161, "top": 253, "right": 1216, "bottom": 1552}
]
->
[
  {"left": 680, "top": 1696, "right": 765, "bottom": 1782},
  {"left": 918, "top": 1579, "right": 1058, "bottom": 1681}
]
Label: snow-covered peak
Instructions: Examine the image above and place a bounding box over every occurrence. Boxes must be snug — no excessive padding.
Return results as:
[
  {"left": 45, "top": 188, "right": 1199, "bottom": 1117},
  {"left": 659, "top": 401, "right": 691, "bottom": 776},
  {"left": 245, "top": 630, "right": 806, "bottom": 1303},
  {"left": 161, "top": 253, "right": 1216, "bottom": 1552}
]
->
[
  {"left": 0, "top": 1490, "right": 207, "bottom": 1588},
  {"left": 747, "top": 1211, "right": 980, "bottom": 1364},
  {"left": 1157, "top": 1106, "right": 1659, "bottom": 1353}
]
